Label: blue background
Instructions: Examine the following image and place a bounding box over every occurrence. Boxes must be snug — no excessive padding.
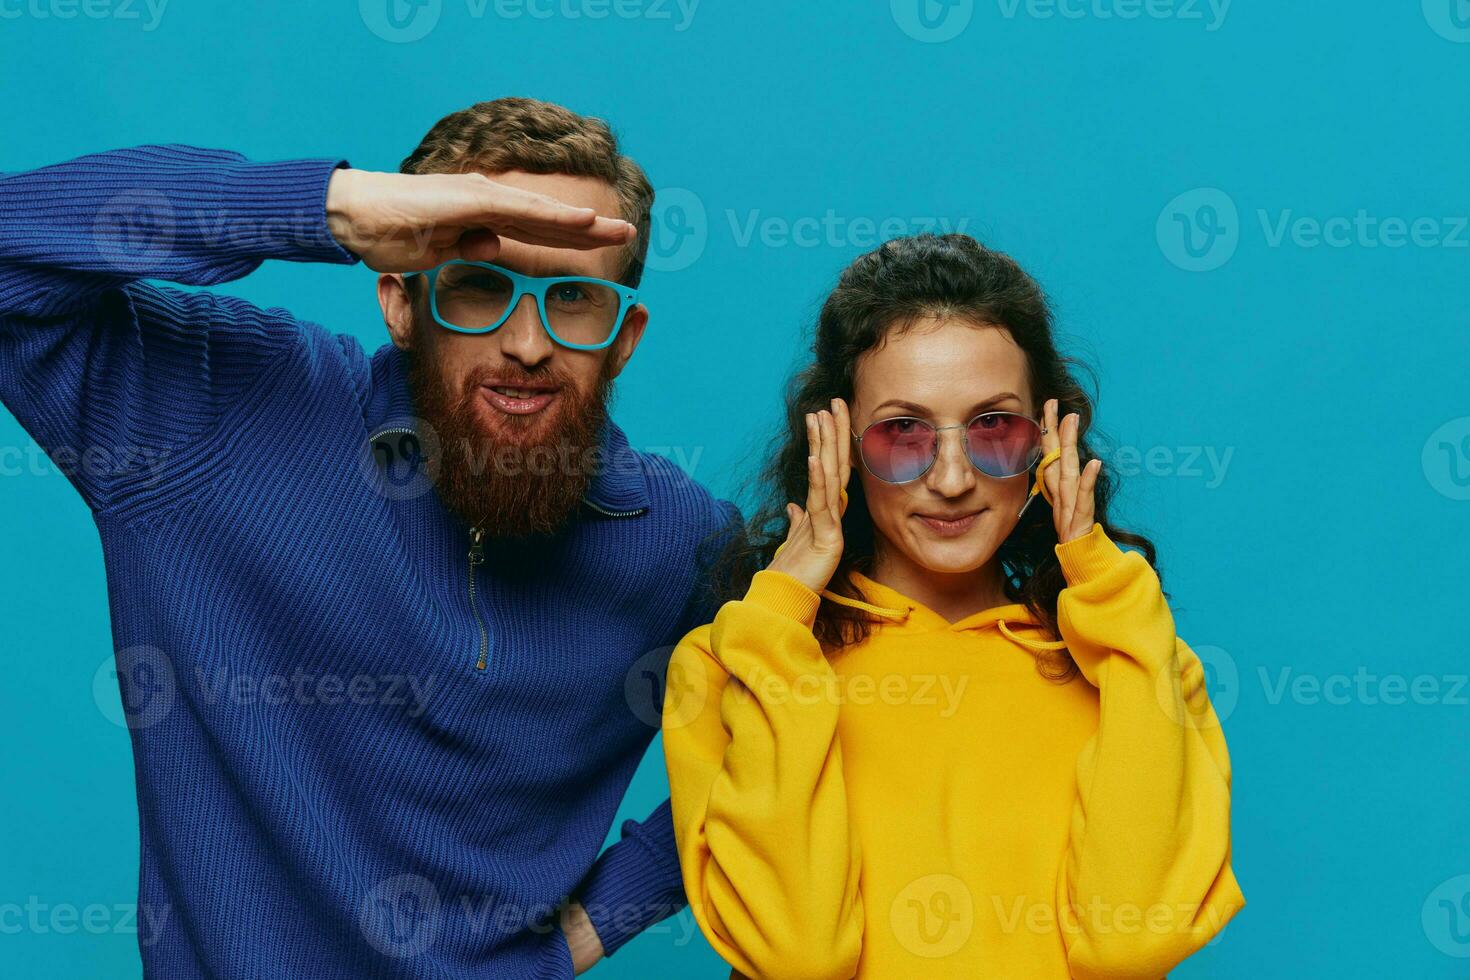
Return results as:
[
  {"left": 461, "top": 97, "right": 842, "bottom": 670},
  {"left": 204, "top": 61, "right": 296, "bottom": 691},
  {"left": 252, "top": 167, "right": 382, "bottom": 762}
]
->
[{"left": 2, "top": 1, "right": 1468, "bottom": 976}]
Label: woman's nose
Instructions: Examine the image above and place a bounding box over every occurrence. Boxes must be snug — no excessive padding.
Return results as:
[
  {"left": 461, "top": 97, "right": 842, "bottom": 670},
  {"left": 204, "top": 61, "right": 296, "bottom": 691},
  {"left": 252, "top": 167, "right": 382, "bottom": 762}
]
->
[{"left": 925, "top": 428, "right": 976, "bottom": 498}]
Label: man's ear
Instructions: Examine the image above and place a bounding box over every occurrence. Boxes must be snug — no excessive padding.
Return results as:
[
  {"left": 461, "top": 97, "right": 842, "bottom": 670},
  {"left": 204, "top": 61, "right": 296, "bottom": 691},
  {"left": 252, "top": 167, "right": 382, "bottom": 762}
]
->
[
  {"left": 604, "top": 304, "right": 649, "bottom": 381},
  {"left": 378, "top": 273, "right": 416, "bottom": 350}
]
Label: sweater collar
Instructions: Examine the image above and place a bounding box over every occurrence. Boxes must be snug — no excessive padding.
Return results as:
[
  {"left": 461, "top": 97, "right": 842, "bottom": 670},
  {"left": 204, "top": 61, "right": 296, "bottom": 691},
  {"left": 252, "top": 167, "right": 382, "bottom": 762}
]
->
[{"left": 363, "top": 344, "right": 650, "bottom": 516}]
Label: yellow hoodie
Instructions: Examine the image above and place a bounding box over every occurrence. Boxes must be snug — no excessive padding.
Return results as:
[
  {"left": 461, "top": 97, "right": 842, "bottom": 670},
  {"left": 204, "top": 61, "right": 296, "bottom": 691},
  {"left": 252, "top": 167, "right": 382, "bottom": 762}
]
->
[{"left": 663, "top": 524, "right": 1244, "bottom": 979}]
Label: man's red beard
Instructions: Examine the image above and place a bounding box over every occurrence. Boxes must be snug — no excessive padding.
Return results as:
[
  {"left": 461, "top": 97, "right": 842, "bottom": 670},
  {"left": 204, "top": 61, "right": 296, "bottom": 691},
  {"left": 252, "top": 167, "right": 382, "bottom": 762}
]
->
[{"left": 404, "top": 339, "right": 615, "bottom": 540}]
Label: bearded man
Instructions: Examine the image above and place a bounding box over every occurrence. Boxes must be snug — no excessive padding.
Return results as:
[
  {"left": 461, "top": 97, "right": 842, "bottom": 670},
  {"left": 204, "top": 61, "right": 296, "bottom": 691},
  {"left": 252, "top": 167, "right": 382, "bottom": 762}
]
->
[{"left": 0, "top": 97, "right": 735, "bottom": 979}]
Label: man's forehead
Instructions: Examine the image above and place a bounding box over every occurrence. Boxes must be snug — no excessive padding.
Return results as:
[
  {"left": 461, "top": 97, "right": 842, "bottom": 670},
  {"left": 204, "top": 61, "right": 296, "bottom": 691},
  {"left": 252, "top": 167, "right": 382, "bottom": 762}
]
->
[{"left": 481, "top": 168, "right": 626, "bottom": 281}]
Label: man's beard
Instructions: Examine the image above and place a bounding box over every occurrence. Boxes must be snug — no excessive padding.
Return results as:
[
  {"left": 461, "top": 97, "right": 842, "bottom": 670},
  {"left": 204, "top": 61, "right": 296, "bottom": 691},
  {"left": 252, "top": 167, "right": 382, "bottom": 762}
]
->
[{"left": 405, "top": 341, "right": 615, "bottom": 540}]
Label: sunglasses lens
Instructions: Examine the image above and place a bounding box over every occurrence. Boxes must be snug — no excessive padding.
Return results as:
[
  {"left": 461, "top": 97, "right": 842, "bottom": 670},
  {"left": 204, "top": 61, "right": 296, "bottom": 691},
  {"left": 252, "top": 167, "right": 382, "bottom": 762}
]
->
[
  {"left": 966, "top": 413, "right": 1042, "bottom": 478},
  {"left": 860, "top": 418, "right": 937, "bottom": 483}
]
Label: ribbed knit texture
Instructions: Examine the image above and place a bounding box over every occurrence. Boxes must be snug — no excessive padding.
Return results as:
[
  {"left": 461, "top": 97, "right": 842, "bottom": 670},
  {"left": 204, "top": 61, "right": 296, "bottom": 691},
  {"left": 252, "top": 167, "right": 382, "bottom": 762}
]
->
[{"left": 0, "top": 145, "right": 736, "bottom": 979}]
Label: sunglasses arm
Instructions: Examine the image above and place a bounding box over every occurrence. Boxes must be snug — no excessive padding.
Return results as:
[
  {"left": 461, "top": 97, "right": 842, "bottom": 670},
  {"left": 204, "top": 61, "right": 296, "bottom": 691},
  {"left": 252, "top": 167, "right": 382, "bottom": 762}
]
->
[{"left": 1017, "top": 446, "right": 1064, "bottom": 518}]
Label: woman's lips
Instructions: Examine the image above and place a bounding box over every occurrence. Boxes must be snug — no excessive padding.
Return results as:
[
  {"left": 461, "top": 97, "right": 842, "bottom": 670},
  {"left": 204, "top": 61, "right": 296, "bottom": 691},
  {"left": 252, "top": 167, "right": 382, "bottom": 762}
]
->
[
  {"left": 481, "top": 385, "right": 558, "bottom": 415},
  {"left": 915, "top": 511, "right": 984, "bottom": 537}
]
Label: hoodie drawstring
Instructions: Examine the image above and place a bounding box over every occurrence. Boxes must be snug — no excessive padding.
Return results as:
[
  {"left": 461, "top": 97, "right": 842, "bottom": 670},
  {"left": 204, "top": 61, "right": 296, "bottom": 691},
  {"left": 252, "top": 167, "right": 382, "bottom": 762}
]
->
[
  {"left": 790, "top": 487, "right": 1066, "bottom": 644},
  {"left": 997, "top": 619, "right": 1069, "bottom": 654},
  {"left": 818, "top": 588, "right": 909, "bottom": 622}
]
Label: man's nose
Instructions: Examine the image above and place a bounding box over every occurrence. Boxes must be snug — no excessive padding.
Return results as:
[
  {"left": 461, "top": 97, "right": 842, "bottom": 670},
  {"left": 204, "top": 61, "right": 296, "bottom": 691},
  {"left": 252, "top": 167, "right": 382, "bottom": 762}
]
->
[{"left": 496, "top": 294, "right": 556, "bottom": 369}]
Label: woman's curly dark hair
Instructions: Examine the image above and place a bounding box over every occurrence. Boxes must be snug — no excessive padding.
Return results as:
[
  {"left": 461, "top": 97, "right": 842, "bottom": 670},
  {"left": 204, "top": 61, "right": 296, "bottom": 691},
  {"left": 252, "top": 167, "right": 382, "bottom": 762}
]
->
[{"left": 714, "top": 234, "right": 1160, "bottom": 681}]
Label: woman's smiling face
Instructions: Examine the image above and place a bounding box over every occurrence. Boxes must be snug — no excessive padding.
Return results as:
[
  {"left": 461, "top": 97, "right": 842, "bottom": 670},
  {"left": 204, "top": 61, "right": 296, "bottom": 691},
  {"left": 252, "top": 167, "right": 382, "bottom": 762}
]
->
[{"left": 852, "top": 316, "right": 1036, "bottom": 576}]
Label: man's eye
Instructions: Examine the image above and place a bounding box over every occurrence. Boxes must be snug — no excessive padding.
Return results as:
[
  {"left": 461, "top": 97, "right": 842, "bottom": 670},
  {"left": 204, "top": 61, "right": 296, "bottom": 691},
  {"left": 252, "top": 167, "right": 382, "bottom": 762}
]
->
[
  {"left": 459, "top": 275, "right": 510, "bottom": 293},
  {"left": 552, "top": 285, "right": 586, "bottom": 303}
]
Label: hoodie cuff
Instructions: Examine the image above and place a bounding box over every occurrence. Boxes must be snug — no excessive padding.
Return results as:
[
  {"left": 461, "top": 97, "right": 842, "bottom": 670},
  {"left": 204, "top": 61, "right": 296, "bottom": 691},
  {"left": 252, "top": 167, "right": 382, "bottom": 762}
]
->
[
  {"left": 746, "top": 570, "right": 822, "bottom": 628},
  {"left": 1054, "top": 523, "right": 1128, "bottom": 584}
]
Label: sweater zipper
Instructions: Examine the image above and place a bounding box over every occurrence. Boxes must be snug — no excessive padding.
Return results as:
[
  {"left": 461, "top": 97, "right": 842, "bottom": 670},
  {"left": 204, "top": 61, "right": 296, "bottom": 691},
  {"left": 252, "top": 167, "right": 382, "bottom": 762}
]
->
[
  {"left": 467, "top": 528, "right": 490, "bottom": 670},
  {"left": 372, "top": 427, "right": 642, "bottom": 668},
  {"left": 584, "top": 501, "right": 649, "bottom": 519}
]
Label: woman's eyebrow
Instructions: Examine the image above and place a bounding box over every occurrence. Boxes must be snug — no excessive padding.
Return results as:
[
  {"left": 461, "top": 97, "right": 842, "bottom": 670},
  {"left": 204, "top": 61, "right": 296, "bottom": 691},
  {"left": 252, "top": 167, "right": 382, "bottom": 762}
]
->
[
  {"left": 970, "top": 391, "right": 1025, "bottom": 412},
  {"left": 869, "top": 391, "right": 1024, "bottom": 418}
]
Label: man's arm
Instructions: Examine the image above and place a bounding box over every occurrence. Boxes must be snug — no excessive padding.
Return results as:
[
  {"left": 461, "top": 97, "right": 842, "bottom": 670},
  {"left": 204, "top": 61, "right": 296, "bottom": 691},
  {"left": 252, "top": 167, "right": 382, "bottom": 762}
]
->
[
  {"left": 568, "top": 496, "right": 744, "bottom": 962},
  {"left": 0, "top": 144, "right": 633, "bottom": 509},
  {"left": 0, "top": 144, "right": 356, "bottom": 319},
  {"left": 0, "top": 145, "right": 358, "bottom": 508},
  {"left": 559, "top": 900, "right": 607, "bottom": 974},
  {"left": 572, "top": 799, "right": 686, "bottom": 962}
]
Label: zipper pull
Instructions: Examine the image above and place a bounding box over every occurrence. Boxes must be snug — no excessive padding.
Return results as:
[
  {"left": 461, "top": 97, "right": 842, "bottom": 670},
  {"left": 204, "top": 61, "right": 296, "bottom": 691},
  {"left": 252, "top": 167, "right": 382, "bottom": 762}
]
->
[{"left": 467, "top": 527, "right": 489, "bottom": 671}]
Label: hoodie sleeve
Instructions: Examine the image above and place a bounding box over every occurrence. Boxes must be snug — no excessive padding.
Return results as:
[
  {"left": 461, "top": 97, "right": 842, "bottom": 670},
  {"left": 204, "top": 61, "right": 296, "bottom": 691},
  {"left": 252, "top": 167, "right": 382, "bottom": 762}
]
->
[
  {"left": 662, "top": 570, "right": 864, "bottom": 980},
  {"left": 1051, "top": 523, "right": 1245, "bottom": 979}
]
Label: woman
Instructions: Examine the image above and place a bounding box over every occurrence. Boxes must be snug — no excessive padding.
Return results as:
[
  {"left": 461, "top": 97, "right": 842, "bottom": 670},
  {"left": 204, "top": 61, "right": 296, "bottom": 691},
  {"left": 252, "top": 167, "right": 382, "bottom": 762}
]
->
[{"left": 663, "top": 234, "right": 1244, "bottom": 979}]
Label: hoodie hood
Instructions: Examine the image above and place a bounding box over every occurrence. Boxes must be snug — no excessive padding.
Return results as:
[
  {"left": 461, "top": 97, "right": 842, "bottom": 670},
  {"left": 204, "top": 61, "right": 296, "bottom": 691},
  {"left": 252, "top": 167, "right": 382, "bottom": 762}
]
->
[
  {"left": 779, "top": 489, "right": 1068, "bottom": 658},
  {"left": 826, "top": 570, "right": 1068, "bottom": 658}
]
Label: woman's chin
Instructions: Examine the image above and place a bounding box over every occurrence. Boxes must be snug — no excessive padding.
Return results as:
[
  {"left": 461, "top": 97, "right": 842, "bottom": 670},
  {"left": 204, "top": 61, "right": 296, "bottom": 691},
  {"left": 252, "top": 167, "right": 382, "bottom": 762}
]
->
[{"left": 903, "top": 530, "right": 1001, "bottom": 576}]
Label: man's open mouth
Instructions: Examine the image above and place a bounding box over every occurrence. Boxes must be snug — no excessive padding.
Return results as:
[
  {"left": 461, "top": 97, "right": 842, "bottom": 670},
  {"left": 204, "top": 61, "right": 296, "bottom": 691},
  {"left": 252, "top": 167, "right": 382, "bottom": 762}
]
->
[{"left": 481, "top": 384, "right": 559, "bottom": 415}]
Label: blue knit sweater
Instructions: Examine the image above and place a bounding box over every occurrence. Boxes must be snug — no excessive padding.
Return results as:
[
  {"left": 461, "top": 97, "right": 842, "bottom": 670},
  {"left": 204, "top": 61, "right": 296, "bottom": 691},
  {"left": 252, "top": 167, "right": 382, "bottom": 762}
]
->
[{"left": 0, "top": 145, "right": 735, "bottom": 978}]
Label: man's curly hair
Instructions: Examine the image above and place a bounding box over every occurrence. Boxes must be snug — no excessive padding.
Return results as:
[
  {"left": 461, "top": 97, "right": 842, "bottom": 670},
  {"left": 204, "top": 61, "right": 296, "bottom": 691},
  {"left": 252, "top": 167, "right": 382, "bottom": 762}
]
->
[{"left": 400, "top": 97, "right": 654, "bottom": 286}]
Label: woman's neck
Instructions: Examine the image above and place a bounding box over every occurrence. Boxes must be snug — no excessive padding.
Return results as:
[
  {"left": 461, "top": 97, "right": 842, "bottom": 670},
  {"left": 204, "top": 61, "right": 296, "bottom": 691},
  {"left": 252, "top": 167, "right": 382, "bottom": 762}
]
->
[{"left": 869, "top": 544, "right": 1011, "bottom": 624}]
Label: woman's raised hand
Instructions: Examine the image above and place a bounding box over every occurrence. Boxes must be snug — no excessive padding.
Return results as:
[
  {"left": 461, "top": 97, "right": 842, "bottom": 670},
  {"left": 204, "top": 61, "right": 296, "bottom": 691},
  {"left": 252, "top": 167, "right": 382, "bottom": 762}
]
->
[
  {"left": 767, "top": 399, "right": 852, "bottom": 595},
  {"left": 1040, "top": 398, "right": 1102, "bottom": 544}
]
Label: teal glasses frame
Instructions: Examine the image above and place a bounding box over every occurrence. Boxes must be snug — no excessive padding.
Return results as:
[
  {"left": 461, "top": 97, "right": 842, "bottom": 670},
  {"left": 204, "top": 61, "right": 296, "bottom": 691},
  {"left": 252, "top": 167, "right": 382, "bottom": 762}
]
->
[{"left": 404, "top": 259, "right": 639, "bottom": 351}]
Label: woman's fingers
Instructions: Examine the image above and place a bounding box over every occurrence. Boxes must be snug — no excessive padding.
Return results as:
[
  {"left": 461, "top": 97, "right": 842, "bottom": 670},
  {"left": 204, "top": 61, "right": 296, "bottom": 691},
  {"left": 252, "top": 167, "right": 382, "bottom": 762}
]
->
[
  {"left": 807, "top": 452, "right": 829, "bottom": 521},
  {"left": 1041, "top": 399, "right": 1061, "bottom": 505},
  {"left": 805, "top": 414, "right": 829, "bottom": 521},
  {"left": 1059, "top": 412, "right": 1081, "bottom": 524},
  {"left": 783, "top": 501, "right": 805, "bottom": 539},
  {"left": 832, "top": 398, "right": 852, "bottom": 488},
  {"left": 819, "top": 410, "right": 840, "bottom": 518},
  {"left": 1074, "top": 459, "right": 1101, "bottom": 533},
  {"left": 768, "top": 409, "right": 848, "bottom": 594}
]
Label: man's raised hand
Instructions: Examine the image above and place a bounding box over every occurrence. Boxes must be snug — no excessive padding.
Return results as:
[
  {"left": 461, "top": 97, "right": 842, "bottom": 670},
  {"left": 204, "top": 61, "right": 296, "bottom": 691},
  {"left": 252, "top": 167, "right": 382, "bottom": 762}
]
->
[{"left": 324, "top": 168, "right": 636, "bottom": 273}]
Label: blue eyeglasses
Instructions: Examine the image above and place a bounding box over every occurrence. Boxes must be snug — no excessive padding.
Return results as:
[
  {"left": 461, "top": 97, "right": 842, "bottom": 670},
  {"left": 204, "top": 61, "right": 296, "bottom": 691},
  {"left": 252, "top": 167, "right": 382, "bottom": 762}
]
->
[{"left": 405, "top": 259, "right": 639, "bottom": 351}]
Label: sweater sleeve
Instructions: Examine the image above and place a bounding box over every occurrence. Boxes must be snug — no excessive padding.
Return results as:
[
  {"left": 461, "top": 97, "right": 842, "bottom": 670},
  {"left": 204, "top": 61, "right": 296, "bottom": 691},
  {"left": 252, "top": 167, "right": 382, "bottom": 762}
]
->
[
  {"left": 573, "top": 799, "right": 685, "bottom": 957},
  {"left": 1052, "top": 524, "right": 1246, "bottom": 979},
  {"left": 662, "top": 570, "right": 864, "bottom": 980},
  {"left": 573, "top": 497, "right": 747, "bottom": 957},
  {"left": 0, "top": 144, "right": 357, "bottom": 509}
]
